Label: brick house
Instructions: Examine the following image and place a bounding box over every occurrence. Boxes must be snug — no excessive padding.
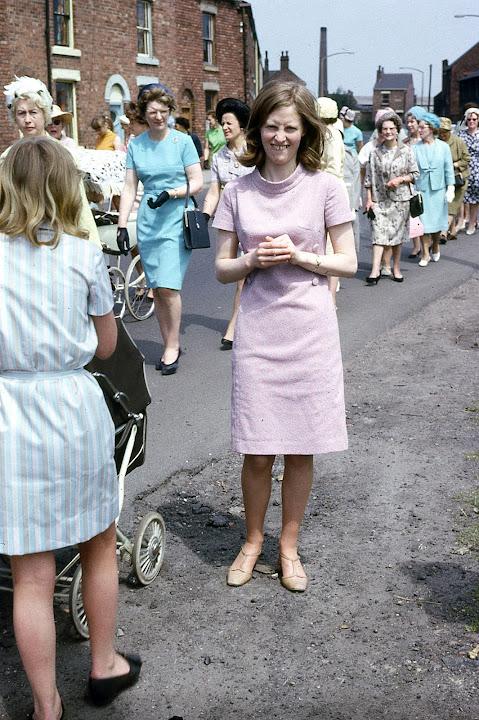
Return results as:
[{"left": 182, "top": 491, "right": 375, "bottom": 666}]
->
[
  {"left": 0, "top": 0, "right": 262, "bottom": 151},
  {"left": 434, "top": 42, "right": 479, "bottom": 122},
  {"left": 372, "top": 67, "right": 415, "bottom": 119},
  {"left": 263, "top": 51, "right": 306, "bottom": 86}
]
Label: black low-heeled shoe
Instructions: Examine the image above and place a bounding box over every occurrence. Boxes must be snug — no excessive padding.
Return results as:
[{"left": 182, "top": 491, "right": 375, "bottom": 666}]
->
[
  {"left": 156, "top": 349, "right": 182, "bottom": 375},
  {"left": 87, "top": 653, "right": 142, "bottom": 707},
  {"left": 392, "top": 274, "right": 404, "bottom": 283},
  {"left": 408, "top": 251, "right": 420, "bottom": 259},
  {"left": 365, "top": 275, "right": 380, "bottom": 285}
]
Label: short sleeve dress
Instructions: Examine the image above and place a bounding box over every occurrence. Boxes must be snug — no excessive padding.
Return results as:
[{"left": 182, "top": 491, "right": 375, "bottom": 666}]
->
[
  {"left": 126, "top": 129, "right": 200, "bottom": 290},
  {"left": 212, "top": 165, "right": 352, "bottom": 455},
  {"left": 0, "top": 231, "right": 118, "bottom": 556}
]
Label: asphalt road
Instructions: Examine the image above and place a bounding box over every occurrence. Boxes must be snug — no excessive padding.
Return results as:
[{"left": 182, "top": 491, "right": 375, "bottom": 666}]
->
[{"left": 121, "top": 205, "right": 479, "bottom": 496}]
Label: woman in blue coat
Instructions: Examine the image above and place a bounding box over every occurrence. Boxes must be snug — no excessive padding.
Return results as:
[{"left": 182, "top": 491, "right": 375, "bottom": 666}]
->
[{"left": 413, "top": 112, "right": 455, "bottom": 266}]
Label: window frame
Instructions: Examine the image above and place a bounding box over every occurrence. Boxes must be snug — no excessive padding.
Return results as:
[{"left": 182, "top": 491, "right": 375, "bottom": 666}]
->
[
  {"left": 53, "top": 0, "right": 74, "bottom": 48},
  {"left": 380, "top": 91, "right": 391, "bottom": 107},
  {"left": 137, "top": 0, "right": 153, "bottom": 58},
  {"left": 202, "top": 12, "right": 216, "bottom": 66},
  {"left": 54, "top": 79, "right": 78, "bottom": 142}
]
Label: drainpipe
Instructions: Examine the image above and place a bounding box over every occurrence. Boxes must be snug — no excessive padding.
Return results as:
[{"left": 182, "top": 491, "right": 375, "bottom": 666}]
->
[
  {"left": 45, "top": 0, "right": 52, "bottom": 92},
  {"left": 240, "top": 6, "right": 247, "bottom": 102}
]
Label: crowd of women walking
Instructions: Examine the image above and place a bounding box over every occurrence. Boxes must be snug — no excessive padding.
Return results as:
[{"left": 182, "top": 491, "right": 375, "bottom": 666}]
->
[
  {"left": 361, "top": 104, "right": 477, "bottom": 281},
  {"left": 0, "top": 71, "right": 477, "bottom": 720}
]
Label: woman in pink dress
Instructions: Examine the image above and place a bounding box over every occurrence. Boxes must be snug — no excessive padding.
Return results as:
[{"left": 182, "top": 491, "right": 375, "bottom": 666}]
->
[{"left": 213, "top": 82, "right": 357, "bottom": 592}]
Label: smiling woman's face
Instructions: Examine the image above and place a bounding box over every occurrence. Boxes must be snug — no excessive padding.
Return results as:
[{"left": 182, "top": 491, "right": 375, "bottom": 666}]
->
[{"left": 260, "top": 104, "right": 303, "bottom": 171}]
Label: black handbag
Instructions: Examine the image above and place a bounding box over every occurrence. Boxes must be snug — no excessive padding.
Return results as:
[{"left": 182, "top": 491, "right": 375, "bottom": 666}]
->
[
  {"left": 183, "top": 179, "right": 210, "bottom": 249},
  {"left": 454, "top": 173, "right": 465, "bottom": 187},
  {"left": 409, "top": 189, "right": 424, "bottom": 218}
]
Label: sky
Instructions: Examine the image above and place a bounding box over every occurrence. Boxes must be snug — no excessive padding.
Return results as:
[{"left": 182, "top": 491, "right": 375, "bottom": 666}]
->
[{"left": 248, "top": 0, "right": 479, "bottom": 103}]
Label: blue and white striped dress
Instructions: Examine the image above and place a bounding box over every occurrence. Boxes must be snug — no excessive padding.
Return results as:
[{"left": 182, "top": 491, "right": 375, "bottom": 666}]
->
[{"left": 0, "top": 230, "right": 118, "bottom": 556}]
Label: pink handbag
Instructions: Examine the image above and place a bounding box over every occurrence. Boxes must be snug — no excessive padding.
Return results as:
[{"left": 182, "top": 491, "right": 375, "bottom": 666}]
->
[{"left": 409, "top": 216, "right": 424, "bottom": 239}]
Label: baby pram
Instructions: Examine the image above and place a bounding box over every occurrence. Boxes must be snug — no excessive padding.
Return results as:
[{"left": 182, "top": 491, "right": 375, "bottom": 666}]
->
[{"left": 0, "top": 319, "right": 165, "bottom": 640}]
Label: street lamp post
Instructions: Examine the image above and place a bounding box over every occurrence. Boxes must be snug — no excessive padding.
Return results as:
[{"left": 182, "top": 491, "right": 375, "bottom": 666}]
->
[
  {"left": 399, "top": 66, "right": 425, "bottom": 108},
  {"left": 318, "top": 51, "right": 355, "bottom": 97}
]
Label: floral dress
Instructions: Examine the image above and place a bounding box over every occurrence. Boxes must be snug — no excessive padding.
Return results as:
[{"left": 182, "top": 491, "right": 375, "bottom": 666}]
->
[
  {"left": 364, "top": 143, "right": 419, "bottom": 246},
  {"left": 459, "top": 130, "right": 479, "bottom": 204}
]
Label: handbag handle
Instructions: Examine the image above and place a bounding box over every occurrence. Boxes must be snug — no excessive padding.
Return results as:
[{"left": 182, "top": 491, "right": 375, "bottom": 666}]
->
[{"left": 184, "top": 177, "right": 198, "bottom": 209}]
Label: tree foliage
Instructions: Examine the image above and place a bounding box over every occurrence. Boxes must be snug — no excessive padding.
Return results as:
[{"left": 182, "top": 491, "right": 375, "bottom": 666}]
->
[{"left": 329, "top": 87, "right": 358, "bottom": 110}]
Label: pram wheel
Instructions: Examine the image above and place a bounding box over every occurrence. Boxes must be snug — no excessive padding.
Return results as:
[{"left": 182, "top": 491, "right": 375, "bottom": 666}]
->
[
  {"left": 132, "top": 511, "right": 166, "bottom": 585},
  {"left": 108, "top": 266, "right": 126, "bottom": 319},
  {"left": 69, "top": 564, "right": 90, "bottom": 640},
  {"left": 125, "top": 254, "right": 155, "bottom": 321}
]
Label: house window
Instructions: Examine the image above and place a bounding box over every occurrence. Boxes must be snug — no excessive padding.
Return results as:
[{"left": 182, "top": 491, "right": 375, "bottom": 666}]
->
[
  {"left": 202, "top": 12, "right": 216, "bottom": 65},
  {"left": 55, "top": 80, "right": 77, "bottom": 140},
  {"left": 380, "top": 91, "right": 390, "bottom": 107},
  {"left": 137, "top": 1, "right": 153, "bottom": 56},
  {"left": 54, "top": 0, "right": 73, "bottom": 47},
  {"left": 204, "top": 90, "right": 217, "bottom": 114}
]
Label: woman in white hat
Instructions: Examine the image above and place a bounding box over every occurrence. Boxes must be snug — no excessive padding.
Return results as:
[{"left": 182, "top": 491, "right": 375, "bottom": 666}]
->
[
  {"left": 46, "top": 105, "right": 76, "bottom": 150},
  {"left": 3, "top": 76, "right": 99, "bottom": 246}
]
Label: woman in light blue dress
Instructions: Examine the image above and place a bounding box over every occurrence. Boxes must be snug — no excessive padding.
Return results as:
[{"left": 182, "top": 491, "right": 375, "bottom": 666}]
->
[
  {"left": 413, "top": 112, "right": 455, "bottom": 266},
  {"left": 118, "top": 86, "right": 203, "bottom": 375},
  {"left": 0, "top": 137, "right": 141, "bottom": 718}
]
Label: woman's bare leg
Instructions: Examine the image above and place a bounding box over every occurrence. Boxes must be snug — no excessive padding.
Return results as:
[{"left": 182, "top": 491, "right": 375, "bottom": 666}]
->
[
  {"left": 279, "top": 455, "right": 313, "bottom": 559},
  {"left": 223, "top": 279, "right": 244, "bottom": 342},
  {"left": 153, "top": 288, "right": 182, "bottom": 364},
  {"left": 468, "top": 202, "right": 478, "bottom": 231},
  {"left": 421, "top": 233, "right": 431, "bottom": 262},
  {"left": 391, "top": 244, "right": 402, "bottom": 277},
  {"left": 369, "top": 244, "right": 384, "bottom": 277},
  {"left": 78, "top": 524, "right": 129, "bottom": 680},
  {"left": 381, "top": 246, "right": 392, "bottom": 273},
  {"left": 10, "top": 552, "right": 62, "bottom": 720},
  {"left": 431, "top": 231, "right": 441, "bottom": 255},
  {"left": 228, "top": 454, "right": 274, "bottom": 579}
]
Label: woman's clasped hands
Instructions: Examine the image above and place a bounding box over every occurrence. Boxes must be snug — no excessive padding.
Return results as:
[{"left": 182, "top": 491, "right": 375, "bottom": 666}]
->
[{"left": 252, "top": 234, "right": 297, "bottom": 268}]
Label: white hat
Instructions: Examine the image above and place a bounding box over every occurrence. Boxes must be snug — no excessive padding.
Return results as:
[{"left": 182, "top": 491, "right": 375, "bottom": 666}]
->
[
  {"left": 4, "top": 76, "right": 53, "bottom": 120},
  {"left": 317, "top": 97, "right": 338, "bottom": 120},
  {"left": 50, "top": 104, "right": 73, "bottom": 122}
]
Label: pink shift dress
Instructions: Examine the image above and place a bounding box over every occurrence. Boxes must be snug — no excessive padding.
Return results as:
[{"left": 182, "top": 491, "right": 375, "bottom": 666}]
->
[{"left": 213, "top": 164, "right": 352, "bottom": 455}]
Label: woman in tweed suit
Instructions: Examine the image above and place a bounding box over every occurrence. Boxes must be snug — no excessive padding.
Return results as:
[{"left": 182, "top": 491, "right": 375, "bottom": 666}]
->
[{"left": 0, "top": 138, "right": 140, "bottom": 718}]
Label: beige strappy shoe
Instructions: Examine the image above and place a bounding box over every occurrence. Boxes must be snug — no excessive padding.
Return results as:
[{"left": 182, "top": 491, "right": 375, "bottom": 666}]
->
[
  {"left": 279, "top": 553, "right": 308, "bottom": 593},
  {"left": 226, "top": 545, "right": 262, "bottom": 587}
]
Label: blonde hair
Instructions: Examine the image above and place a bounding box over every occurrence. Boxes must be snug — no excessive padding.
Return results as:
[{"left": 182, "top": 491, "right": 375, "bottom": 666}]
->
[
  {"left": 241, "top": 81, "right": 325, "bottom": 171},
  {"left": 12, "top": 92, "right": 52, "bottom": 126},
  {"left": 0, "top": 136, "right": 87, "bottom": 247}
]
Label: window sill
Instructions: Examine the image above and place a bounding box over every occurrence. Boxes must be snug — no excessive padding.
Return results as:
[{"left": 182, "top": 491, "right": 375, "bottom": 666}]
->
[
  {"left": 52, "top": 45, "right": 81, "bottom": 58},
  {"left": 136, "top": 55, "right": 160, "bottom": 66},
  {"left": 203, "top": 63, "right": 219, "bottom": 72}
]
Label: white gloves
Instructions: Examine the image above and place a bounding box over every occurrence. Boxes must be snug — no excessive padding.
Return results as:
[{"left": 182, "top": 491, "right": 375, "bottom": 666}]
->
[{"left": 446, "top": 185, "right": 455, "bottom": 203}]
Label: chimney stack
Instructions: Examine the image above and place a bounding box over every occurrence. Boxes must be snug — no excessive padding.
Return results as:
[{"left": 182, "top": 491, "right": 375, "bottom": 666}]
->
[
  {"left": 280, "top": 51, "right": 289, "bottom": 71},
  {"left": 319, "top": 26, "right": 328, "bottom": 96}
]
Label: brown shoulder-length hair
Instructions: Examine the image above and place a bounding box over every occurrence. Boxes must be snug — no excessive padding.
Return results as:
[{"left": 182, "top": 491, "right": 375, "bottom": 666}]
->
[
  {"left": 0, "top": 136, "right": 87, "bottom": 247},
  {"left": 241, "top": 82, "right": 325, "bottom": 171}
]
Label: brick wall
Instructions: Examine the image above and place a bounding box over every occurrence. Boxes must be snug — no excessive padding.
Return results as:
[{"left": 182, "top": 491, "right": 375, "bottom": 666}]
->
[
  {"left": 372, "top": 87, "right": 415, "bottom": 118},
  {"left": 0, "top": 0, "right": 261, "bottom": 152},
  {"left": 448, "top": 42, "right": 479, "bottom": 120}
]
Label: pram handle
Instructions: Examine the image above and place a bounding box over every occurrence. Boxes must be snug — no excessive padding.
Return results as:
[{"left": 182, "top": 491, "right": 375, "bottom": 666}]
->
[{"left": 91, "top": 371, "right": 143, "bottom": 424}]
